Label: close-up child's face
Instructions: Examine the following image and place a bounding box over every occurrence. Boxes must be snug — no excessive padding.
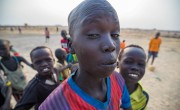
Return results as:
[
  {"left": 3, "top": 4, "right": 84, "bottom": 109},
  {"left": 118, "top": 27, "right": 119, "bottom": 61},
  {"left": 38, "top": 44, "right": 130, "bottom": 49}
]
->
[
  {"left": 71, "top": 12, "right": 120, "bottom": 78},
  {"left": 119, "top": 47, "right": 146, "bottom": 84},
  {"left": 31, "top": 48, "right": 55, "bottom": 76},
  {"left": 0, "top": 41, "right": 10, "bottom": 57}
]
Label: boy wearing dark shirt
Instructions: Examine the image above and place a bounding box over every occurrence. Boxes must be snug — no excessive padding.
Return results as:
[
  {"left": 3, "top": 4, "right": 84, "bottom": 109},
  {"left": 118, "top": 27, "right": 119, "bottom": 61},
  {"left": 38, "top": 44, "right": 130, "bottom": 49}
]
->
[{"left": 14, "top": 46, "right": 59, "bottom": 110}]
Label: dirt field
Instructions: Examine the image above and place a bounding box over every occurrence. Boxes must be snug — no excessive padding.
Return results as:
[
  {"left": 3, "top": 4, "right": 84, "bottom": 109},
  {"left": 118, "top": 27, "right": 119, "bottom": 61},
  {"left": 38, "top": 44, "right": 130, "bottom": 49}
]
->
[{"left": 0, "top": 28, "right": 180, "bottom": 110}]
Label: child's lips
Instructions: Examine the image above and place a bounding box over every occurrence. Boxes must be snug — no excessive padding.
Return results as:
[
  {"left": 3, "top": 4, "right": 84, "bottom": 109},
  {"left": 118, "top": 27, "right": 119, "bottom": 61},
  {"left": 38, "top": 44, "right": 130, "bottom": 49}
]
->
[
  {"left": 101, "top": 60, "right": 117, "bottom": 69},
  {"left": 102, "top": 59, "right": 117, "bottom": 65}
]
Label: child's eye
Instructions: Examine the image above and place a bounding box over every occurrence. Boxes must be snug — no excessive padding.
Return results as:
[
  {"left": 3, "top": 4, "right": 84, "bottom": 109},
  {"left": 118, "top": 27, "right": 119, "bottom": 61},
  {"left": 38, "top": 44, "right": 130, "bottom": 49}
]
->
[
  {"left": 35, "top": 61, "right": 41, "bottom": 65},
  {"left": 46, "top": 58, "right": 53, "bottom": 62},
  {"left": 139, "top": 62, "right": 146, "bottom": 67},
  {"left": 87, "top": 34, "right": 100, "bottom": 39},
  {"left": 111, "top": 34, "right": 120, "bottom": 38},
  {"left": 124, "top": 60, "right": 133, "bottom": 64}
]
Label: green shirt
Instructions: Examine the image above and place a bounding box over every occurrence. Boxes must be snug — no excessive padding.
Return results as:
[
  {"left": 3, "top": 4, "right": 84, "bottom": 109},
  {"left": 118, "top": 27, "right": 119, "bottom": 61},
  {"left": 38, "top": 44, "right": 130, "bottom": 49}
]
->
[{"left": 130, "top": 83, "right": 148, "bottom": 110}]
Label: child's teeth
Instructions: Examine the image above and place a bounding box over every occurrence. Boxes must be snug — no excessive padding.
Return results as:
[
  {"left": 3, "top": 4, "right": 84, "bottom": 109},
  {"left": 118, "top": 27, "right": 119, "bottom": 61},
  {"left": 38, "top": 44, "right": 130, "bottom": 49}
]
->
[
  {"left": 43, "top": 68, "right": 49, "bottom": 72},
  {"left": 129, "top": 74, "right": 138, "bottom": 78}
]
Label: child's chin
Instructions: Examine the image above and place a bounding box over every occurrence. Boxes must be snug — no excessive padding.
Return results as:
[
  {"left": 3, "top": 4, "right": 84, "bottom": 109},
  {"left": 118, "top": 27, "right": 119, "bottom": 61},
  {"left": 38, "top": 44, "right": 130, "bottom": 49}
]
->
[{"left": 127, "top": 78, "right": 139, "bottom": 84}]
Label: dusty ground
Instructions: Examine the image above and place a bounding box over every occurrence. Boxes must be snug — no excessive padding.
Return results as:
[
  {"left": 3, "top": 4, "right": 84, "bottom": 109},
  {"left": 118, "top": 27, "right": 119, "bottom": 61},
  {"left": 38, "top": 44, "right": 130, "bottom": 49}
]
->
[{"left": 0, "top": 28, "right": 180, "bottom": 110}]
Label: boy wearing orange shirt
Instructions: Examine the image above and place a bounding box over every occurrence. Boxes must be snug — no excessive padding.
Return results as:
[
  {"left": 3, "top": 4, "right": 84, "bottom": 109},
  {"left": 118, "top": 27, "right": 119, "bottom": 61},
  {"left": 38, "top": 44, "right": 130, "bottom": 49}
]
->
[
  {"left": 147, "top": 32, "right": 162, "bottom": 65},
  {"left": 121, "top": 40, "right": 126, "bottom": 49}
]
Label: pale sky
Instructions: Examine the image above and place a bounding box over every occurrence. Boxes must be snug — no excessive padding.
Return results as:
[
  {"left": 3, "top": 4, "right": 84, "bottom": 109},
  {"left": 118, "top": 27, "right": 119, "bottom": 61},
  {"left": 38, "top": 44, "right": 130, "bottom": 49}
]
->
[{"left": 0, "top": 0, "right": 180, "bottom": 31}]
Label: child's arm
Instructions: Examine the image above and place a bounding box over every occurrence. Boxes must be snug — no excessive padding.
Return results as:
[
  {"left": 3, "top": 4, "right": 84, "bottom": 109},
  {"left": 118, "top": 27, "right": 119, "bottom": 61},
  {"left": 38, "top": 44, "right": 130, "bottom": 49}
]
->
[
  {"left": 57, "top": 63, "right": 72, "bottom": 79},
  {"left": 121, "top": 85, "right": 132, "bottom": 110},
  {"left": 17, "top": 56, "right": 33, "bottom": 68},
  {"left": 58, "top": 63, "right": 72, "bottom": 72}
]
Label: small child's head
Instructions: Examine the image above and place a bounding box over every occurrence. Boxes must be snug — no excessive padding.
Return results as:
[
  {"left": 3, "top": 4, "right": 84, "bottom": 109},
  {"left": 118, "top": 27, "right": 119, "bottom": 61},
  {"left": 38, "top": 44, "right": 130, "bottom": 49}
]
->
[
  {"left": 123, "top": 40, "right": 125, "bottom": 42},
  {"left": 0, "top": 39, "right": 11, "bottom": 58},
  {"left": 118, "top": 45, "right": 146, "bottom": 84},
  {"left": 45, "top": 27, "right": 48, "bottom": 30},
  {"left": 30, "top": 46, "right": 55, "bottom": 77},
  {"left": 61, "top": 30, "right": 67, "bottom": 39},
  {"left": 55, "top": 48, "right": 67, "bottom": 61},
  {"left": 68, "top": 0, "right": 120, "bottom": 77}
]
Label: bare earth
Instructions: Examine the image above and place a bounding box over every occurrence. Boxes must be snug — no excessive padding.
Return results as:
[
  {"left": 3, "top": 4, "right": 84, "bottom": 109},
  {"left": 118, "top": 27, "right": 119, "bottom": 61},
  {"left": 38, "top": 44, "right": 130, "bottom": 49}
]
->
[{"left": 0, "top": 28, "right": 180, "bottom": 110}]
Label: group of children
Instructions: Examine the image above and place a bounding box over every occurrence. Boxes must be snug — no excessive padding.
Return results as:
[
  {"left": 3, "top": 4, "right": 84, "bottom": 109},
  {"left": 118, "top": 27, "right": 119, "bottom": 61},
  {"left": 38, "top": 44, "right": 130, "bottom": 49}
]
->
[
  {"left": 0, "top": 39, "right": 77, "bottom": 110},
  {"left": 0, "top": 0, "right": 155, "bottom": 110}
]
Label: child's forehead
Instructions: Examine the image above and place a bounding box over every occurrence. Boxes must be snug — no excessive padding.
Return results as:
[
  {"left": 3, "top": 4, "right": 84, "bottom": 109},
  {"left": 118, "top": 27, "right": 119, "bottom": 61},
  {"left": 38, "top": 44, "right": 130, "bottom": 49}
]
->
[
  {"left": 68, "top": 0, "right": 119, "bottom": 35},
  {"left": 32, "top": 48, "right": 52, "bottom": 57},
  {"left": 123, "top": 47, "right": 145, "bottom": 57},
  {"left": 81, "top": 11, "right": 119, "bottom": 25},
  {"left": 55, "top": 49, "right": 66, "bottom": 54}
]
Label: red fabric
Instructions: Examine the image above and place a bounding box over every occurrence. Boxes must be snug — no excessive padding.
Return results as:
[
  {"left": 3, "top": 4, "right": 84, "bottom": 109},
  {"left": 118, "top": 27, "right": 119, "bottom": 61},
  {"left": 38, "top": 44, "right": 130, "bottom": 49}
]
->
[
  {"left": 61, "top": 39, "right": 68, "bottom": 53},
  {"left": 63, "top": 84, "right": 96, "bottom": 110},
  {"left": 110, "top": 74, "right": 122, "bottom": 109},
  {"left": 14, "top": 52, "right": 20, "bottom": 56}
]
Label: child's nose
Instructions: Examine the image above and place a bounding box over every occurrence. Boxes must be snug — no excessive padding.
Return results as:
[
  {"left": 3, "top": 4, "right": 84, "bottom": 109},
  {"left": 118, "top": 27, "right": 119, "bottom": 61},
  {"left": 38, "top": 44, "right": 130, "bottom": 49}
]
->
[
  {"left": 102, "top": 35, "right": 115, "bottom": 52},
  {"left": 131, "top": 64, "right": 139, "bottom": 71},
  {"left": 41, "top": 61, "right": 48, "bottom": 66}
]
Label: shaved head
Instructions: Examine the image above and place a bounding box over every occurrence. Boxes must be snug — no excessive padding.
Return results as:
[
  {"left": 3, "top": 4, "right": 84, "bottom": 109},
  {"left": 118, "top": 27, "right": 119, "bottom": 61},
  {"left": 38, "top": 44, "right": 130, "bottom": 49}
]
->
[{"left": 68, "top": 0, "right": 119, "bottom": 37}]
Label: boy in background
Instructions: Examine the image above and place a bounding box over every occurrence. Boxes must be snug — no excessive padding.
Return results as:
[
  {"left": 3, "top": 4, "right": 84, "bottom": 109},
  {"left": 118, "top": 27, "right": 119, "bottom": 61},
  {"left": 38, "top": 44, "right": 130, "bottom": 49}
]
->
[
  {"left": 60, "top": 30, "right": 69, "bottom": 53},
  {"left": 45, "top": 27, "right": 50, "bottom": 43},
  {"left": 14, "top": 46, "right": 59, "bottom": 110},
  {"left": 0, "top": 39, "right": 32, "bottom": 102},
  {"left": 55, "top": 48, "right": 72, "bottom": 82},
  {"left": 147, "top": 32, "right": 162, "bottom": 65},
  {"left": 119, "top": 45, "right": 149, "bottom": 110}
]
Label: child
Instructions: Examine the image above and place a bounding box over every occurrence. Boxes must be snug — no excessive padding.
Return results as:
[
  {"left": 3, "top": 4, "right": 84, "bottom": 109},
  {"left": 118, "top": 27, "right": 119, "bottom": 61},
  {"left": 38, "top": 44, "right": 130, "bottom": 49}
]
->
[
  {"left": 118, "top": 45, "right": 149, "bottom": 110},
  {"left": 39, "top": 0, "right": 132, "bottom": 110},
  {"left": 147, "top": 32, "right": 162, "bottom": 65},
  {"left": 45, "top": 27, "right": 50, "bottom": 43},
  {"left": 55, "top": 48, "right": 72, "bottom": 82},
  {"left": 60, "top": 30, "right": 69, "bottom": 53},
  {"left": 0, "top": 39, "right": 32, "bottom": 102},
  {"left": 121, "top": 40, "right": 126, "bottom": 49},
  {"left": 14, "top": 46, "right": 59, "bottom": 110},
  {"left": 66, "top": 37, "right": 78, "bottom": 64},
  {"left": 18, "top": 27, "right": 21, "bottom": 34}
]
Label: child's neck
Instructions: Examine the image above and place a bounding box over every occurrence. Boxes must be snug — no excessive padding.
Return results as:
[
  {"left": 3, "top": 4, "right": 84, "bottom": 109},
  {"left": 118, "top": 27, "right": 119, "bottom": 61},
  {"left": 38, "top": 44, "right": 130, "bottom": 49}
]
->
[
  {"left": 126, "top": 82, "right": 138, "bottom": 94},
  {"left": 39, "top": 73, "right": 53, "bottom": 80},
  {"left": 74, "top": 70, "right": 106, "bottom": 87},
  {"left": 73, "top": 70, "right": 107, "bottom": 102}
]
